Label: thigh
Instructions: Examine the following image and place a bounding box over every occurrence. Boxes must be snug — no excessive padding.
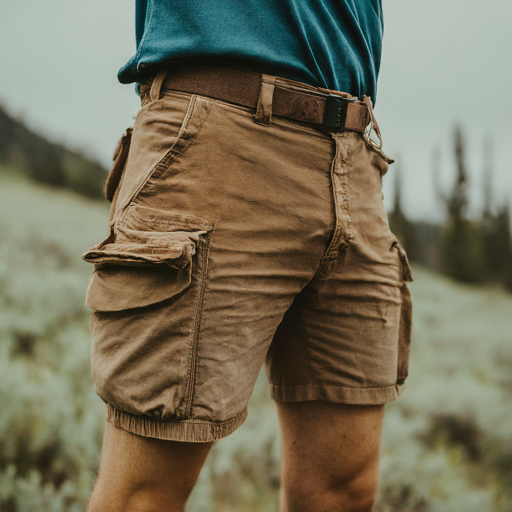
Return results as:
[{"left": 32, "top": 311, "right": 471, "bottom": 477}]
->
[{"left": 277, "top": 401, "right": 384, "bottom": 491}]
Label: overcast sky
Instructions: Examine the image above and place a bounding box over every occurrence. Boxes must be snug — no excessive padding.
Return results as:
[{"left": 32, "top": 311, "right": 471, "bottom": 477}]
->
[{"left": 1, "top": 0, "right": 511, "bottom": 220}]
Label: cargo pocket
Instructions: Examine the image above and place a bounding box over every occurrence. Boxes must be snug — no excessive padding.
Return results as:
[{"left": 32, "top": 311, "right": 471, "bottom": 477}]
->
[
  {"left": 83, "top": 205, "right": 213, "bottom": 312},
  {"left": 392, "top": 239, "right": 413, "bottom": 385},
  {"left": 105, "top": 128, "right": 133, "bottom": 202}
]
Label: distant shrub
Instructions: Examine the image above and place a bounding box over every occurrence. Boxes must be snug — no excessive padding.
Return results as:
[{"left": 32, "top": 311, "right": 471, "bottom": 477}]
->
[
  {"left": 61, "top": 154, "right": 105, "bottom": 199},
  {"left": 424, "top": 414, "right": 482, "bottom": 461}
]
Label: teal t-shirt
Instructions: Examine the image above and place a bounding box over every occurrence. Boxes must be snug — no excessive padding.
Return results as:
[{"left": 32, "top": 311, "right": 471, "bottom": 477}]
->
[{"left": 119, "top": 0, "right": 384, "bottom": 101}]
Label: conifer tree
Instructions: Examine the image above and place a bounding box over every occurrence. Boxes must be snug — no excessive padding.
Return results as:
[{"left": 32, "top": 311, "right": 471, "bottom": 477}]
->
[
  {"left": 491, "top": 204, "right": 512, "bottom": 290},
  {"left": 388, "top": 162, "right": 418, "bottom": 261},
  {"left": 479, "top": 137, "right": 512, "bottom": 289},
  {"left": 439, "top": 126, "right": 482, "bottom": 283},
  {"left": 480, "top": 136, "right": 496, "bottom": 281}
]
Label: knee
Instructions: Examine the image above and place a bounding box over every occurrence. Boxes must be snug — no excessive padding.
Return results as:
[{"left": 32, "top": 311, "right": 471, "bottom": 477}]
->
[
  {"left": 338, "top": 475, "right": 379, "bottom": 512},
  {"left": 329, "top": 475, "right": 378, "bottom": 512},
  {"left": 284, "top": 472, "right": 378, "bottom": 512}
]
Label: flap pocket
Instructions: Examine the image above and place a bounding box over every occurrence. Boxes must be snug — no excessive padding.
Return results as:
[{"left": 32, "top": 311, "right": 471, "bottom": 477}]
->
[
  {"left": 104, "top": 128, "right": 133, "bottom": 202},
  {"left": 85, "top": 264, "right": 192, "bottom": 311},
  {"left": 83, "top": 206, "right": 213, "bottom": 311}
]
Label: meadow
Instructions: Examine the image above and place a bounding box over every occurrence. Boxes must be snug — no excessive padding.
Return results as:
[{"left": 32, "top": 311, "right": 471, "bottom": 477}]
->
[{"left": 1, "top": 167, "right": 511, "bottom": 511}]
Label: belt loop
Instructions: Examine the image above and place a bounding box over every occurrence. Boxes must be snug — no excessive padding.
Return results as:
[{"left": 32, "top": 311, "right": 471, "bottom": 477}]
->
[
  {"left": 150, "top": 68, "right": 169, "bottom": 102},
  {"left": 253, "top": 75, "right": 276, "bottom": 126}
]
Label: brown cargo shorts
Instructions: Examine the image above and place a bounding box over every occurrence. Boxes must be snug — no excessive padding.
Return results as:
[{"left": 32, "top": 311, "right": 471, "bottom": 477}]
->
[{"left": 83, "top": 68, "right": 413, "bottom": 442}]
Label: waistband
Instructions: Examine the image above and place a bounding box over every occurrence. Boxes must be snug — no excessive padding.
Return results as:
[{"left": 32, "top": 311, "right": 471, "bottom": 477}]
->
[
  {"left": 140, "top": 65, "right": 371, "bottom": 133},
  {"left": 140, "top": 64, "right": 393, "bottom": 163}
]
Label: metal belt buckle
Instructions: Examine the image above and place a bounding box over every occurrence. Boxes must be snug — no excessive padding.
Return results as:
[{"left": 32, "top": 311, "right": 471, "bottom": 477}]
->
[{"left": 322, "top": 95, "right": 357, "bottom": 131}]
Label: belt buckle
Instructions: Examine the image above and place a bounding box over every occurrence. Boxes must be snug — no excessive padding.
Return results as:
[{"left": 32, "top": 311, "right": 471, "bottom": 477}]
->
[{"left": 322, "top": 95, "right": 357, "bottom": 131}]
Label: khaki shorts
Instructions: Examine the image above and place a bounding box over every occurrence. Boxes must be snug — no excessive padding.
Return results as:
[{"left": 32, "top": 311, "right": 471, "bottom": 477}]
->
[{"left": 83, "top": 70, "right": 413, "bottom": 443}]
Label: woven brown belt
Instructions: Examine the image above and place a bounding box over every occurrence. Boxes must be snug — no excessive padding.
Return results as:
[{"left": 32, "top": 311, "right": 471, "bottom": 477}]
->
[{"left": 153, "top": 65, "right": 371, "bottom": 133}]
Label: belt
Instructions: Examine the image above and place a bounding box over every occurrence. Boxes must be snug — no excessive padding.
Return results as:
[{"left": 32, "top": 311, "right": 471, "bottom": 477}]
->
[{"left": 152, "top": 65, "right": 371, "bottom": 133}]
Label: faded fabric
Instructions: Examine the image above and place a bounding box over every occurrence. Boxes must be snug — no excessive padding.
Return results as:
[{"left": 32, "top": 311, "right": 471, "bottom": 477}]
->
[
  {"left": 83, "top": 71, "right": 412, "bottom": 443},
  {"left": 119, "top": 0, "right": 384, "bottom": 102}
]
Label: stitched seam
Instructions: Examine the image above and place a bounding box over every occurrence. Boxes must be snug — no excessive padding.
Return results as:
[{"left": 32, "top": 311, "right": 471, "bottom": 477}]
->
[
  {"left": 322, "top": 136, "right": 353, "bottom": 264},
  {"left": 119, "top": 213, "right": 213, "bottom": 232},
  {"left": 184, "top": 233, "right": 213, "bottom": 418},
  {"left": 341, "top": 141, "right": 353, "bottom": 243},
  {"left": 312, "top": 138, "right": 342, "bottom": 276},
  {"left": 181, "top": 156, "right": 235, "bottom": 417},
  {"left": 110, "top": 406, "right": 246, "bottom": 427},
  {"left": 269, "top": 383, "right": 396, "bottom": 390}
]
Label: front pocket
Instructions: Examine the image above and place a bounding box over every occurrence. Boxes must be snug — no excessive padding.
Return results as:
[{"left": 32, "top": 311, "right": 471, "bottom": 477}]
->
[
  {"left": 114, "top": 95, "right": 213, "bottom": 224},
  {"left": 83, "top": 206, "right": 213, "bottom": 311}
]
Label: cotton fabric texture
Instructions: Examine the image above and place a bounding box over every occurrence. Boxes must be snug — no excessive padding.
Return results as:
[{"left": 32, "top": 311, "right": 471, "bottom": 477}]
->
[
  {"left": 119, "top": 0, "right": 384, "bottom": 102},
  {"left": 83, "top": 72, "right": 412, "bottom": 443}
]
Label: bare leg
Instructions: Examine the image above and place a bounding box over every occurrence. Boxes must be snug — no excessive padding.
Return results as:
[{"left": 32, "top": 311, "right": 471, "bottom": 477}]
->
[
  {"left": 87, "top": 421, "right": 213, "bottom": 512},
  {"left": 277, "top": 401, "right": 384, "bottom": 512}
]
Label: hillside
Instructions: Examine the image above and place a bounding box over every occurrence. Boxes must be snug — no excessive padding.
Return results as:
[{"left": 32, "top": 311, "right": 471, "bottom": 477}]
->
[
  {"left": 0, "top": 105, "right": 107, "bottom": 199},
  {"left": 1, "top": 168, "right": 511, "bottom": 511}
]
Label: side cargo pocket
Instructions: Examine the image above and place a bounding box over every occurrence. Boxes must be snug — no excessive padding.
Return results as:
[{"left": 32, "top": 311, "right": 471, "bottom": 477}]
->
[
  {"left": 82, "top": 204, "right": 213, "bottom": 312},
  {"left": 105, "top": 128, "right": 133, "bottom": 202},
  {"left": 392, "top": 239, "right": 413, "bottom": 385}
]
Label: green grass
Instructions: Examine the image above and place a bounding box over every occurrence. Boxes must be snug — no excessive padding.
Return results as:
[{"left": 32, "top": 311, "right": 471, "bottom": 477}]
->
[{"left": 1, "top": 167, "right": 511, "bottom": 511}]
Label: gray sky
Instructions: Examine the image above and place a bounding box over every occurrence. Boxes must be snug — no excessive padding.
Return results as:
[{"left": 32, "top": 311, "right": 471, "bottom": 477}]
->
[{"left": 1, "top": 0, "right": 511, "bottom": 220}]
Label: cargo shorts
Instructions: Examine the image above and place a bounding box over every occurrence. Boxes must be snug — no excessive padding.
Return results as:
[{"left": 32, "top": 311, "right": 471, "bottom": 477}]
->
[{"left": 83, "top": 69, "right": 413, "bottom": 443}]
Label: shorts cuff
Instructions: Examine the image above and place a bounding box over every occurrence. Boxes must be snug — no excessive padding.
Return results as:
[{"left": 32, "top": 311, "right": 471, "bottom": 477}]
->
[
  {"left": 106, "top": 404, "right": 248, "bottom": 442},
  {"left": 269, "top": 382, "right": 402, "bottom": 405}
]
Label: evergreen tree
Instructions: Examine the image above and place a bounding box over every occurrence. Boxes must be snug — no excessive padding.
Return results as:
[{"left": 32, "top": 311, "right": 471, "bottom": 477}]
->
[
  {"left": 490, "top": 205, "right": 512, "bottom": 290},
  {"left": 479, "top": 137, "right": 512, "bottom": 289},
  {"left": 482, "top": 201, "right": 512, "bottom": 290},
  {"left": 439, "top": 126, "right": 483, "bottom": 283},
  {"left": 388, "top": 162, "right": 418, "bottom": 261},
  {"left": 481, "top": 136, "right": 493, "bottom": 223},
  {"left": 480, "top": 136, "right": 496, "bottom": 282}
]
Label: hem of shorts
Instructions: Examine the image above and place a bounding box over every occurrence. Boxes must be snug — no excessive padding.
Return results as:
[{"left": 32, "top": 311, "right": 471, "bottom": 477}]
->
[
  {"left": 106, "top": 404, "right": 248, "bottom": 442},
  {"left": 270, "top": 382, "right": 402, "bottom": 405}
]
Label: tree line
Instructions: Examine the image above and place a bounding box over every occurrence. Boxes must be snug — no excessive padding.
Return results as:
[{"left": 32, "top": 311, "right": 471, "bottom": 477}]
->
[{"left": 390, "top": 126, "right": 512, "bottom": 291}]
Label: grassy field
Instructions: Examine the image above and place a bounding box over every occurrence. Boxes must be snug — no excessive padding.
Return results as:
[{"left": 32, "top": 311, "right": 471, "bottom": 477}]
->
[{"left": 1, "top": 167, "right": 511, "bottom": 511}]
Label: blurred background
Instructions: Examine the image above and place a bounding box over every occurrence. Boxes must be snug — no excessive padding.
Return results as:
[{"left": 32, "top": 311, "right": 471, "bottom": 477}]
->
[{"left": 0, "top": 1, "right": 511, "bottom": 510}]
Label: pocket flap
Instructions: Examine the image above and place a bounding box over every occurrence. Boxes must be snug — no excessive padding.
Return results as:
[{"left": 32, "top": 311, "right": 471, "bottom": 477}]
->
[
  {"left": 82, "top": 206, "right": 212, "bottom": 311},
  {"left": 85, "top": 263, "right": 191, "bottom": 311},
  {"left": 83, "top": 234, "right": 202, "bottom": 269},
  {"left": 82, "top": 207, "right": 212, "bottom": 269}
]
